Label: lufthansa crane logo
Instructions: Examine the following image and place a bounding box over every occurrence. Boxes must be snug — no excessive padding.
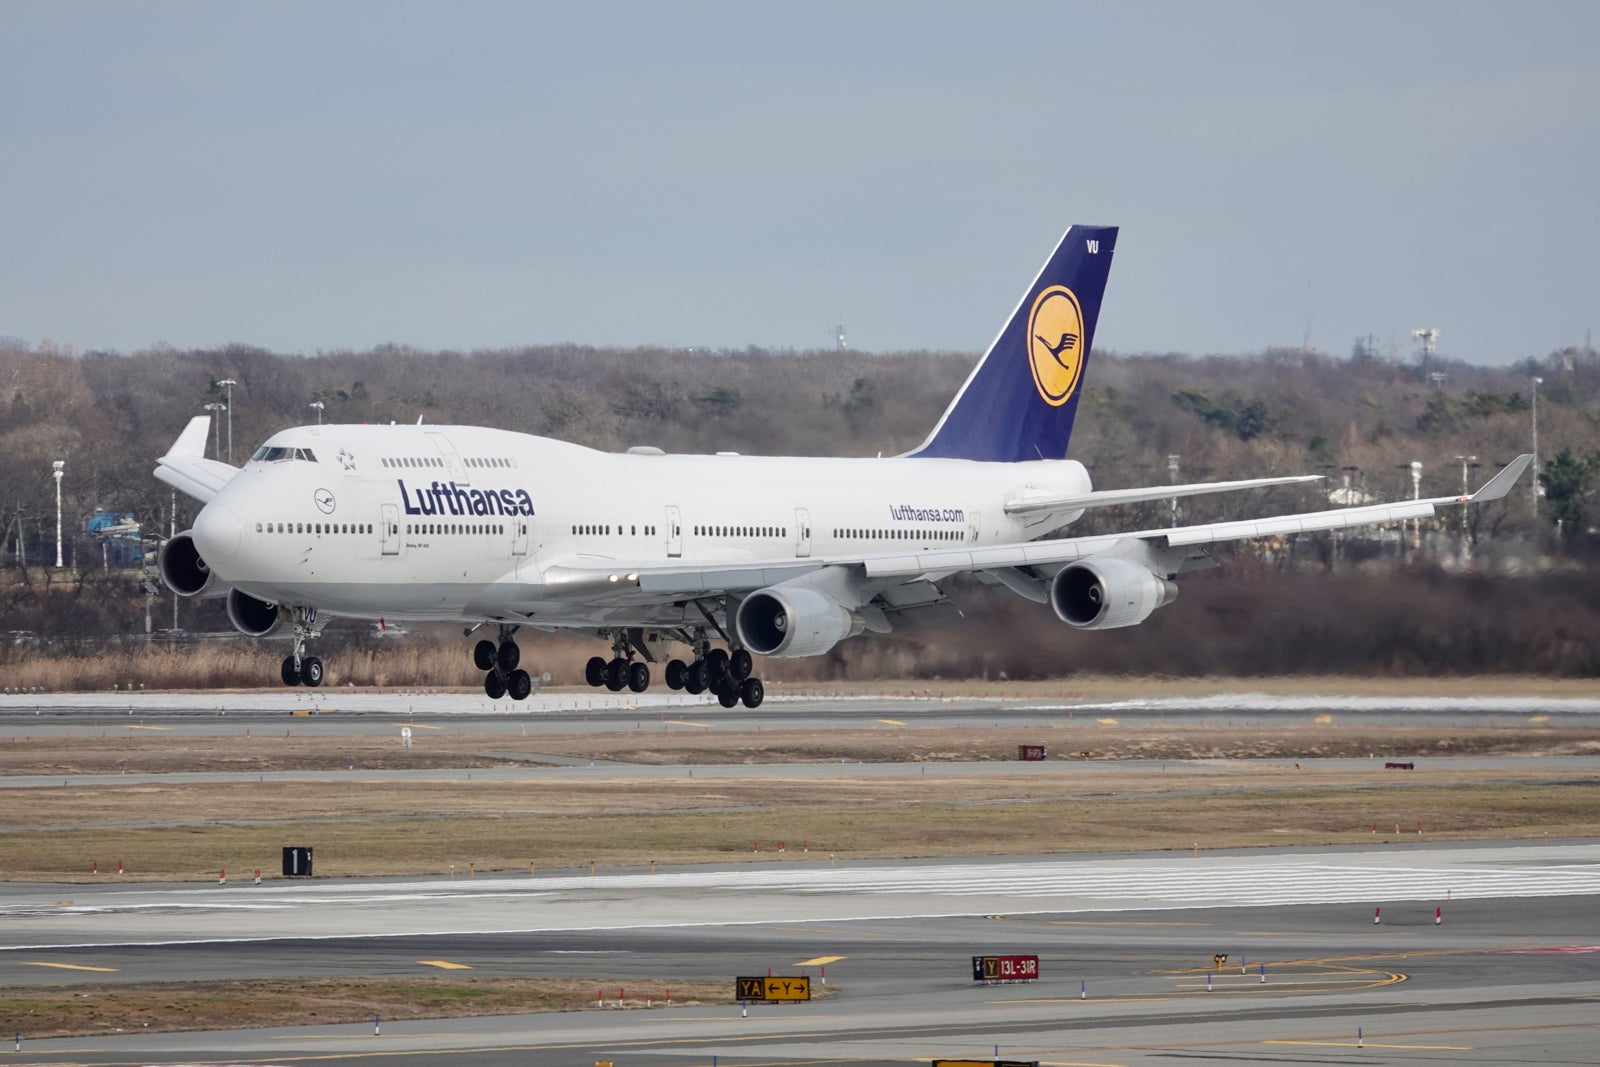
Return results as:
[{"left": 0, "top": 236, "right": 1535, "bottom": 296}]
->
[
  {"left": 314, "top": 488, "right": 336, "bottom": 514},
  {"left": 1027, "top": 285, "right": 1086, "bottom": 407}
]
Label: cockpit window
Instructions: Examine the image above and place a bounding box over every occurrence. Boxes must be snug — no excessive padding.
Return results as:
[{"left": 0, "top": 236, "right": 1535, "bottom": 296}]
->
[{"left": 250, "top": 446, "right": 317, "bottom": 463}]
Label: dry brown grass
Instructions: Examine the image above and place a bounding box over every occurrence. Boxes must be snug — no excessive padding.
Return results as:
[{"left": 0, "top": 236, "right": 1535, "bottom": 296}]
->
[
  {"left": 0, "top": 977, "right": 741, "bottom": 1039},
  {"left": 4, "top": 722, "right": 1597, "bottom": 880}
]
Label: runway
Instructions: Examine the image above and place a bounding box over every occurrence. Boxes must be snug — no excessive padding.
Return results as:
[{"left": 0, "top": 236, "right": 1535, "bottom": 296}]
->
[
  {"left": 2, "top": 844, "right": 1598, "bottom": 1065},
  {"left": 2, "top": 690, "right": 1597, "bottom": 1065}
]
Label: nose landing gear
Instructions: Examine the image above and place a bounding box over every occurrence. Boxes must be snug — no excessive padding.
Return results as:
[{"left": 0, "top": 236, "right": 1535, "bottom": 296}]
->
[{"left": 279, "top": 608, "right": 324, "bottom": 687}]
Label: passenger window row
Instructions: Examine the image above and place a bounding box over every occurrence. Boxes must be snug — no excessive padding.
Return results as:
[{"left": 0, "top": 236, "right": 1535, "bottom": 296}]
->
[
  {"left": 406, "top": 523, "right": 506, "bottom": 535},
  {"left": 256, "top": 522, "right": 372, "bottom": 534},
  {"left": 572, "top": 525, "right": 659, "bottom": 536},
  {"left": 693, "top": 525, "right": 788, "bottom": 538},
  {"left": 833, "top": 528, "right": 960, "bottom": 542}
]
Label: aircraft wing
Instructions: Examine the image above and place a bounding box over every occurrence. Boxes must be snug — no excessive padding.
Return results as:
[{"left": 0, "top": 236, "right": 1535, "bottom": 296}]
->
[
  {"left": 867, "top": 454, "right": 1532, "bottom": 580},
  {"left": 1004, "top": 474, "right": 1321, "bottom": 516},
  {"left": 153, "top": 416, "right": 240, "bottom": 503},
  {"left": 548, "top": 456, "right": 1531, "bottom": 601}
]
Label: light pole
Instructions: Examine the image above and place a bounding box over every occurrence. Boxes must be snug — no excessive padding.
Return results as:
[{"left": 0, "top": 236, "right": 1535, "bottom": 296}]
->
[
  {"left": 1455, "top": 455, "right": 1479, "bottom": 558},
  {"left": 1410, "top": 461, "right": 1423, "bottom": 552},
  {"left": 217, "top": 379, "right": 236, "bottom": 463},
  {"left": 309, "top": 400, "right": 325, "bottom": 425},
  {"left": 1531, "top": 376, "right": 1543, "bottom": 520},
  {"left": 203, "top": 398, "right": 225, "bottom": 454},
  {"left": 52, "top": 460, "right": 64, "bottom": 568}
]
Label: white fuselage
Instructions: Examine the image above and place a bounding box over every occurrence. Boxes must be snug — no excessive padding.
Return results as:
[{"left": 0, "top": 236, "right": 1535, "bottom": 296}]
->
[{"left": 190, "top": 424, "right": 1091, "bottom": 626}]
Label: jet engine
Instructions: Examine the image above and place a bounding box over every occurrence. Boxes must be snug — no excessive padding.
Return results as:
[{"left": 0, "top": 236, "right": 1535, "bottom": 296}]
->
[
  {"left": 158, "top": 532, "right": 229, "bottom": 598},
  {"left": 735, "top": 585, "right": 866, "bottom": 658},
  {"left": 227, "top": 589, "right": 286, "bottom": 638},
  {"left": 1049, "top": 557, "right": 1178, "bottom": 630}
]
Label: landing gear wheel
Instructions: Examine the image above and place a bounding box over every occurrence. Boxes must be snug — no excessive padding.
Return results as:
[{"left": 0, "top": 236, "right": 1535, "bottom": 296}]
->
[
  {"left": 604, "top": 658, "right": 628, "bottom": 692},
  {"left": 627, "top": 661, "right": 650, "bottom": 693},
  {"left": 585, "top": 656, "right": 607, "bottom": 687},
  {"left": 507, "top": 668, "right": 533, "bottom": 701},
  {"left": 664, "top": 659, "right": 687, "bottom": 690},
  {"left": 496, "top": 641, "right": 520, "bottom": 672},
  {"left": 281, "top": 656, "right": 301, "bottom": 687},
  {"left": 730, "top": 648, "right": 753, "bottom": 682},
  {"left": 484, "top": 671, "right": 507, "bottom": 699},
  {"left": 716, "top": 681, "right": 740, "bottom": 708},
  {"left": 740, "top": 677, "right": 764, "bottom": 708},
  {"left": 684, "top": 662, "right": 707, "bottom": 695},
  {"left": 473, "top": 640, "right": 497, "bottom": 671},
  {"left": 299, "top": 656, "right": 324, "bottom": 687},
  {"left": 704, "top": 648, "right": 729, "bottom": 690}
]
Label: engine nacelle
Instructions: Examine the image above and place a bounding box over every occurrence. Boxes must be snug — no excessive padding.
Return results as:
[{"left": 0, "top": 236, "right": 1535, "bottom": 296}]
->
[
  {"left": 158, "top": 532, "right": 229, "bottom": 598},
  {"left": 735, "top": 586, "right": 865, "bottom": 658},
  {"left": 227, "top": 589, "right": 286, "bottom": 638},
  {"left": 1049, "top": 557, "right": 1178, "bottom": 630}
]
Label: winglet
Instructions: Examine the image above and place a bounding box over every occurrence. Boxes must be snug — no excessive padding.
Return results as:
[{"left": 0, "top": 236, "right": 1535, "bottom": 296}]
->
[
  {"left": 1469, "top": 454, "right": 1533, "bottom": 503},
  {"left": 165, "top": 415, "right": 212, "bottom": 459}
]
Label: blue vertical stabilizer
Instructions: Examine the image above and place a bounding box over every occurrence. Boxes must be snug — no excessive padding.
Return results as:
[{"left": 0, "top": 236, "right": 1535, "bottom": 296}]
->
[{"left": 908, "top": 225, "right": 1117, "bottom": 462}]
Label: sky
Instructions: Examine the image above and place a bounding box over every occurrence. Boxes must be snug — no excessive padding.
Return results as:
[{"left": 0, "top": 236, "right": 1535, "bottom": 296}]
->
[{"left": 1, "top": 1, "right": 1595, "bottom": 365}]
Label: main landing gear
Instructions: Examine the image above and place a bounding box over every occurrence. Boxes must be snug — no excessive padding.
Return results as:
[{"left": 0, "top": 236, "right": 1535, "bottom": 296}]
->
[
  {"left": 583, "top": 627, "right": 764, "bottom": 708},
  {"left": 279, "top": 607, "right": 325, "bottom": 687},
  {"left": 473, "top": 623, "right": 533, "bottom": 701}
]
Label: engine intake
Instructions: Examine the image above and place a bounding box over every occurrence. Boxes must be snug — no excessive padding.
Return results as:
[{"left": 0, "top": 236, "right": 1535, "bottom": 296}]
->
[
  {"left": 735, "top": 586, "right": 865, "bottom": 658},
  {"left": 158, "top": 532, "right": 228, "bottom": 598},
  {"left": 227, "top": 589, "right": 285, "bottom": 638},
  {"left": 1050, "top": 557, "right": 1178, "bottom": 630}
]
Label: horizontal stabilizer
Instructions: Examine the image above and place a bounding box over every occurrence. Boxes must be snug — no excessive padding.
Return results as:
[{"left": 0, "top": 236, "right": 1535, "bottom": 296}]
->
[{"left": 1005, "top": 475, "right": 1322, "bottom": 517}]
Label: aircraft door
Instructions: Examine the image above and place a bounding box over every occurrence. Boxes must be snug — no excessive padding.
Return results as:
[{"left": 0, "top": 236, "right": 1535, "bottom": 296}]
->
[
  {"left": 794, "top": 507, "right": 812, "bottom": 557},
  {"left": 966, "top": 506, "right": 982, "bottom": 545},
  {"left": 666, "top": 505, "right": 682, "bottom": 558},
  {"left": 380, "top": 504, "right": 400, "bottom": 556},
  {"left": 424, "top": 432, "right": 469, "bottom": 484},
  {"left": 511, "top": 518, "right": 529, "bottom": 556}
]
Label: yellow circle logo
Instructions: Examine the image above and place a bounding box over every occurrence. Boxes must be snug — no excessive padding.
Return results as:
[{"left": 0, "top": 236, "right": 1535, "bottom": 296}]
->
[{"left": 1027, "top": 285, "right": 1086, "bottom": 407}]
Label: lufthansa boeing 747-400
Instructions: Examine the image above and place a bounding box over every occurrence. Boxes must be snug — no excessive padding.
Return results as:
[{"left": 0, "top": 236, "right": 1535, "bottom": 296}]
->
[{"left": 154, "top": 226, "right": 1531, "bottom": 706}]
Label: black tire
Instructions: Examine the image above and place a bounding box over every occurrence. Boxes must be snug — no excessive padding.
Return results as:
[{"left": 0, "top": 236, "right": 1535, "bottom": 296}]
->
[
  {"left": 604, "top": 658, "right": 628, "bottom": 692},
  {"left": 664, "top": 659, "right": 686, "bottom": 690},
  {"left": 740, "top": 676, "right": 765, "bottom": 708},
  {"left": 716, "top": 682, "right": 740, "bottom": 708},
  {"left": 730, "top": 648, "right": 753, "bottom": 682},
  {"left": 705, "top": 647, "right": 729, "bottom": 674},
  {"left": 300, "top": 656, "right": 324, "bottom": 687},
  {"left": 628, "top": 661, "right": 650, "bottom": 693},
  {"left": 684, "top": 662, "right": 707, "bottom": 695},
  {"left": 484, "top": 671, "right": 507, "bottom": 699},
  {"left": 585, "top": 656, "right": 607, "bottom": 687},
  {"left": 497, "top": 641, "right": 521, "bottom": 672},
  {"left": 281, "top": 656, "right": 300, "bottom": 686},
  {"left": 508, "top": 668, "right": 533, "bottom": 701},
  {"left": 473, "top": 639, "right": 497, "bottom": 671}
]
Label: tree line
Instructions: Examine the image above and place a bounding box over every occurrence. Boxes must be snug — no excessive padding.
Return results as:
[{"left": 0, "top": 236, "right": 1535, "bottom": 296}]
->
[{"left": 1, "top": 336, "right": 1596, "bottom": 676}]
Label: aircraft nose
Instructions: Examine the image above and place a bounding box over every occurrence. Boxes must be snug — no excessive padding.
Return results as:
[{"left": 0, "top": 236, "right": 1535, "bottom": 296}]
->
[{"left": 192, "top": 501, "right": 242, "bottom": 567}]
